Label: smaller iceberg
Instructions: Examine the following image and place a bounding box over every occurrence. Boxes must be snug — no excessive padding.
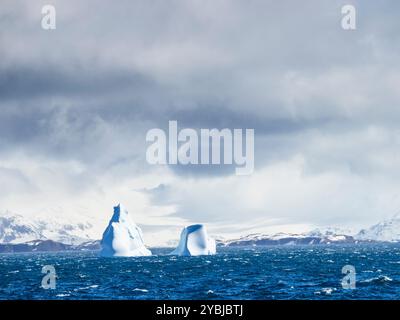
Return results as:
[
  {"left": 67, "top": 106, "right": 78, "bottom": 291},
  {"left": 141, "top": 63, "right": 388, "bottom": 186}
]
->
[
  {"left": 170, "top": 224, "right": 216, "bottom": 256},
  {"left": 100, "top": 204, "right": 151, "bottom": 257}
]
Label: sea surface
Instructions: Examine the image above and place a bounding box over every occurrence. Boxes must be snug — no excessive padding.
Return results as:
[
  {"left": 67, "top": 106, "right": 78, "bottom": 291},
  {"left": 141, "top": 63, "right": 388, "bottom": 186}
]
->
[{"left": 1, "top": 244, "right": 400, "bottom": 300}]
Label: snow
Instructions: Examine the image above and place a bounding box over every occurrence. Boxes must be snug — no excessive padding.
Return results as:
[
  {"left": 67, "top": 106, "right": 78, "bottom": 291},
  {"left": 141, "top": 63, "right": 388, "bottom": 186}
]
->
[
  {"left": 170, "top": 224, "right": 216, "bottom": 256},
  {"left": 100, "top": 204, "right": 151, "bottom": 257},
  {"left": 0, "top": 210, "right": 100, "bottom": 245},
  {"left": 326, "top": 235, "right": 347, "bottom": 241},
  {"left": 0, "top": 212, "right": 42, "bottom": 243},
  {"left": 220, "top": 228, "right": 359, "bottom": 246},
  {"left": 3, "top": 204, "right": 400, "bottom": 248},
  {"left": 356, "top": 216, "right": 400, "bottom": 242},
  {"left": 308, "top": 226, "right": 357, "bottom": 237}
]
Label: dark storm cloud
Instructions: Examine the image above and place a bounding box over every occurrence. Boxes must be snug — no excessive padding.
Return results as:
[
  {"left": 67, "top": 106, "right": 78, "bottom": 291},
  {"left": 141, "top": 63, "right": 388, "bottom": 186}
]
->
[
  {"left": 0, "top": 65, "right": 155, "bottom": 101},
  {"left": 1, "top": 0, "right": 399, "bottom": 138},
  {"left": 1, "top": 0, "right": 400, "bottom": 230}
]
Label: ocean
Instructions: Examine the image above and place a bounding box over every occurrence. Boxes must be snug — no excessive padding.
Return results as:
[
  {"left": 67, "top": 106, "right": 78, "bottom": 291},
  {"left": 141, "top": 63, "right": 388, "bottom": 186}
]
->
[{"left": 1, "top": 244, "right": 399, "bottom": 300}]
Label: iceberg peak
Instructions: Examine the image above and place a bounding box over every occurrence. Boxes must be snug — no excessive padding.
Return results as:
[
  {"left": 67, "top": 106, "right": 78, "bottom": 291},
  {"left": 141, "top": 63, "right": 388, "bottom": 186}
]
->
[
  {"left": 110, "top": 204, "right": 128, "bottom": 222},
  {"left": 100, "top": 204, "right": 151, "bottom": 257}
]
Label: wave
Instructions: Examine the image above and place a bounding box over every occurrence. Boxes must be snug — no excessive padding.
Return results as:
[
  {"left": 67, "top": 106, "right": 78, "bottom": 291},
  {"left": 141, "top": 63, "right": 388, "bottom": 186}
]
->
[{"left": 360, "top": 275, "right": 393, "bottom": 284}]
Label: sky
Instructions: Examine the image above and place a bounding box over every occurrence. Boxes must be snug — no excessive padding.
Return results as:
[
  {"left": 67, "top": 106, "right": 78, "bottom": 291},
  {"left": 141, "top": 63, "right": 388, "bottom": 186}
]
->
[{"left": 1, "top": 0, "right": 400, "bottom": 245}]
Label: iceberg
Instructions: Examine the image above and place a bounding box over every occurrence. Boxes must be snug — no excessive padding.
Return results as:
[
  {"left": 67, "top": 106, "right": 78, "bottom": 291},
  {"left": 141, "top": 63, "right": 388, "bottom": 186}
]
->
[
  {"left": 100, "top": 204, "right": 151, "bottom": 257},
  {"left": 170, "top": 224, "right": 216, "bottom": 256}
]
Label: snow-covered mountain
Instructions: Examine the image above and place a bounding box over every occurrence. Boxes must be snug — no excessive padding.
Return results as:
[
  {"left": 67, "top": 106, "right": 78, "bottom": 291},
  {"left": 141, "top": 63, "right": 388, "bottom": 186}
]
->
[
  {"left": 220, "top": 219, "right": 400, "bottom": 247},
  {"left": 0, "top": 213, "right": 42, "bottom": 243},
  {"left": 307, "top": 226, "right": 357, "bottom": 238},
  {"left": 0, "top": 239, "right": 101, "bottom": 253},
  {"left": 0, "top": 210, "right": 102, "bottom": 245},
  {"left": 356, "top": 216, "right": 400, "bottom": 242},
  {"left": 220, "top": 229, "right": 362, "bottom": 247},
  {"left": 2, "top": 207, "right": 400, "bottom": 250}
]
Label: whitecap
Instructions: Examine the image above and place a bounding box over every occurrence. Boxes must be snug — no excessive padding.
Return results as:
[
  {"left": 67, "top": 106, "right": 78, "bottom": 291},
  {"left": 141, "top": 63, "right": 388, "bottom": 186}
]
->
[
  {"left": 361, "top": 275, "right": 393, "bottom": 284},
  {"left": 321, "top": 287, "right": 336, "bottom": 295}
]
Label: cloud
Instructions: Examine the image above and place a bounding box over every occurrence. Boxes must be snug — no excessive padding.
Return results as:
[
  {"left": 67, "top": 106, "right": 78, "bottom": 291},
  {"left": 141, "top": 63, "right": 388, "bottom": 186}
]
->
[{"left": 1, "top": 0, "right": 400, "bottom": 243}]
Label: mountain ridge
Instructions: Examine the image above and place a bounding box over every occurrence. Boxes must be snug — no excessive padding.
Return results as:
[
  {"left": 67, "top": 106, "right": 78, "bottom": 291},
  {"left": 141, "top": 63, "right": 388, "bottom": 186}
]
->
[
  {"left": 0, "top": 210, "right": 101, "bottom": 245},
  {"left": 1, "top": 211, "right": 400, "bottom": 250}
]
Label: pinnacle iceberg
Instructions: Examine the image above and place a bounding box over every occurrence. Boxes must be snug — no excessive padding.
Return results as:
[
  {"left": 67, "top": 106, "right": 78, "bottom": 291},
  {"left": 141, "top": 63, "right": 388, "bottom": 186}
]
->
[
  {"left": 100, "top": 204, "right": 151, "bottom": 257},
  {"left": 170, "top": 224, "right": 216, "bottom": 256}
]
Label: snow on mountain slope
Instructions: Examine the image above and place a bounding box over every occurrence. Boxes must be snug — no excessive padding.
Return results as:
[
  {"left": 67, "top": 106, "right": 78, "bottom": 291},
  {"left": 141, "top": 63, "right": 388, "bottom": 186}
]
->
[
  {"left": 0, "top": 240, "right": 101, "bottom": 253},
  {"left": 0, "top": 210, "right": 101, "bottom": 245},
  {"left": 0, "top": 212, "right": 42, "bottom": 243},
  {"left": 307, "top": 226, "right": 357, "bottom": 238},
  {"left": 2, "top": 205, "right": 400, "bottom": 248},
  {"left": 221, "top": 229, "right": 359, "bottom": 247},
  {"left": 356, "top": 216, "right": 400, "bottom": 242}
]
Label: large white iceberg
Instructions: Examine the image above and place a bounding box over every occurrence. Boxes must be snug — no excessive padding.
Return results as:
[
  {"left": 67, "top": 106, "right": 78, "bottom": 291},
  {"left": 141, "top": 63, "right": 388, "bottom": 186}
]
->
[
  {"left": 170, "top": 224, "right": 216, "bottom": 256},
  {"left": 100, "top": 204, "right": 151, "bottom": 257}
]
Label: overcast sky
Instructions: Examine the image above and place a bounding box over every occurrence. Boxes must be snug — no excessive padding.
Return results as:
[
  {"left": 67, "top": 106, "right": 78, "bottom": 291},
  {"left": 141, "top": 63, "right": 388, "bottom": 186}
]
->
[{"left": 1, "top": 0, "right": 400, "bottom": 244}]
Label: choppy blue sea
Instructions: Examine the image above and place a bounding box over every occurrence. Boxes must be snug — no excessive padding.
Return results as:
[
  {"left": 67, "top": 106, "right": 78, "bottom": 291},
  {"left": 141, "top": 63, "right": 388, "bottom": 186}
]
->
[{"left": 1, "top": 244, "right": 400, "bottom": 300}]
